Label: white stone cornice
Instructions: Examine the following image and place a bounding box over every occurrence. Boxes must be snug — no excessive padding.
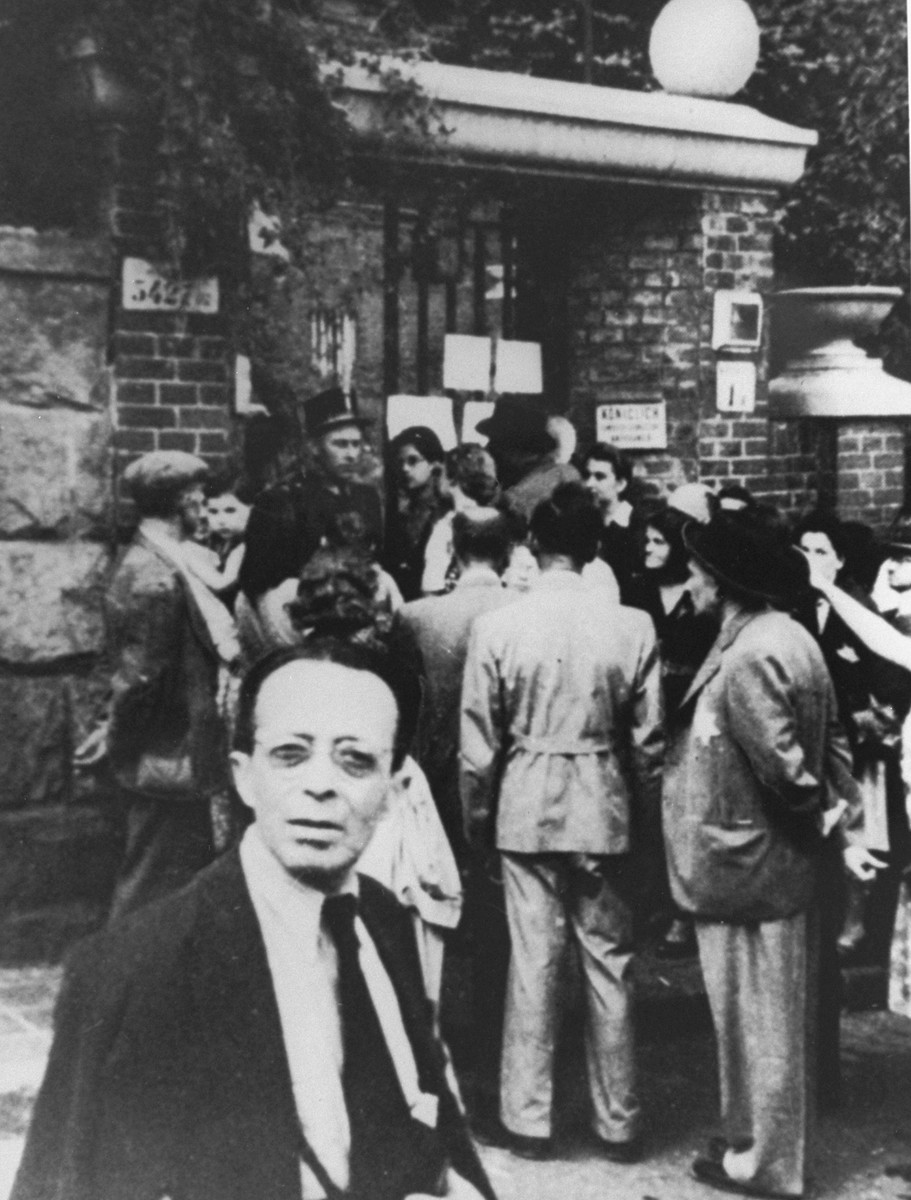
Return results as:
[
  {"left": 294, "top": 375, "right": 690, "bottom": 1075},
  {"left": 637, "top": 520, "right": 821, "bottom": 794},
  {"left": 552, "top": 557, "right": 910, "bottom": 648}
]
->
[{"left": 331, "top": 58, "right": 817, "bottom": 192}]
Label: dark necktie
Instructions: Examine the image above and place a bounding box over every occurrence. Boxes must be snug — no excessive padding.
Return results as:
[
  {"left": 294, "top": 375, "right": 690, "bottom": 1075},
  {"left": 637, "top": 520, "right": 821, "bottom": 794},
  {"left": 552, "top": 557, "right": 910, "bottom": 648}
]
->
[{"left": 321, "top": 894, "right": 427, "bottom": 1200}]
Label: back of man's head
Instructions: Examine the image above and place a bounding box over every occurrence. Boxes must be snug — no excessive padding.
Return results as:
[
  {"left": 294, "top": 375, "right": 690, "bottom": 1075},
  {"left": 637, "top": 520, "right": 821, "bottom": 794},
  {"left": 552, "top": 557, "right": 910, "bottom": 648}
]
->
[
  {"left": 452, "top": 507, "right": 514, "bottom": 574},
  {"left": 530, "top": 481, "right": 602, "bottom": 565}
]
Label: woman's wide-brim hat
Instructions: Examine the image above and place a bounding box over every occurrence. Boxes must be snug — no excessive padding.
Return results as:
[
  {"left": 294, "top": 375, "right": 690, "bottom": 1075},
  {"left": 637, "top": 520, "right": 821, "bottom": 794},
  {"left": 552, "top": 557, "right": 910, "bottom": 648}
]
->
[
  {"left": 475, "top": 394, "right": 556, "bottom": 453},
  {"left": 684, "top": 513, "right": 810, "bottom": 606},
  {"left": 304, "top": 386, "right": 372, "bottom": 437}
]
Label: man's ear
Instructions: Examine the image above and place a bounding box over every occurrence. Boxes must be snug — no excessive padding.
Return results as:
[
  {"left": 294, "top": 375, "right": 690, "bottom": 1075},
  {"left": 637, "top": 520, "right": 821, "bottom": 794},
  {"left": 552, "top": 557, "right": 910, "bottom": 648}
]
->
[{"left": 230, "top": 751, "right": 256, "bottom": 813}]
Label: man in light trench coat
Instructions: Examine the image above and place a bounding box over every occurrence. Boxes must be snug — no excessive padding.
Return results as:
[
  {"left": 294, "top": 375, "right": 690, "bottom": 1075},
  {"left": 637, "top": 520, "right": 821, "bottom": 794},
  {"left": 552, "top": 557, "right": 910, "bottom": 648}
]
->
[
  {"left": 664, "top": 513, "right": 881, "bottom": 1199},
  {"left": 460, "top": 482, "right": 664, "bottom": 1162}
]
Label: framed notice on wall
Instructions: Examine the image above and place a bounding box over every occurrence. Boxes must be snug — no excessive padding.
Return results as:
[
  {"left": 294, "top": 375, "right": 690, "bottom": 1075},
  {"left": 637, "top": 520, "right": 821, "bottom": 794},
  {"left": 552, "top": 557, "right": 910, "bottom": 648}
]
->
[{"left": 595, "top": 401, "right": 667, "bottom": 450}]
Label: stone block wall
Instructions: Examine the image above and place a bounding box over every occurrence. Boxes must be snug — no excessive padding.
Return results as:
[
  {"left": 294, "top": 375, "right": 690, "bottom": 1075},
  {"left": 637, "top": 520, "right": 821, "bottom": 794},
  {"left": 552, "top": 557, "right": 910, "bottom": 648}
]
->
[{"left": 0, "top": 228, "right": 121, "bottom": 959}]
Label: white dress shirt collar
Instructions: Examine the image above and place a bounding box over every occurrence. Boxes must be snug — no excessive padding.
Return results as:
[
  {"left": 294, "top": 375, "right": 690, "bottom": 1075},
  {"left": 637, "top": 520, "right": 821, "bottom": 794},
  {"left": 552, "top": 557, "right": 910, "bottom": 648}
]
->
[
  {"left": 240, "top": 824, "right": 357, "bottom": 961},
  {"left": 456, "top": 564, "right": 503, "bottom": 590}
]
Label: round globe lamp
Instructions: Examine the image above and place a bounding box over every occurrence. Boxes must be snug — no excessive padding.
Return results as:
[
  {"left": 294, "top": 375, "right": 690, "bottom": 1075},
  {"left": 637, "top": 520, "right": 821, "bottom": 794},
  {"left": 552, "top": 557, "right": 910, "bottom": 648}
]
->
[{"left": 649, "top": 0, "right": 761, "bottom": 98}]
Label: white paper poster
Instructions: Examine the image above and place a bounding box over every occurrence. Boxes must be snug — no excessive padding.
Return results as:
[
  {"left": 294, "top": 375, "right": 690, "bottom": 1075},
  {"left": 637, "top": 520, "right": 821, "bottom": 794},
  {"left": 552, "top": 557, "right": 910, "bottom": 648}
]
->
[
  {"left": 443, "top": 334, "right": 492, "bottom": 392},
  {"left": 386, "top": 395, "right": 458, "bottom": 451},
  {"left": 494, "top": 339, "right": 543, "bottom": 394},
  {"left": 462, "top": 400, "right": 496, "bottom": 446}
]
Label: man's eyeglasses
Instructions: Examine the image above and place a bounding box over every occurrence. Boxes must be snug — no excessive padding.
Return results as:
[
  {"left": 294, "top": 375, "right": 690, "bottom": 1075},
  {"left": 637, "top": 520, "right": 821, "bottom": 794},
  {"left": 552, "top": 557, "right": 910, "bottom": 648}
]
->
[{"left": 253, "top": 739, "right": 392, "bottom": 781}]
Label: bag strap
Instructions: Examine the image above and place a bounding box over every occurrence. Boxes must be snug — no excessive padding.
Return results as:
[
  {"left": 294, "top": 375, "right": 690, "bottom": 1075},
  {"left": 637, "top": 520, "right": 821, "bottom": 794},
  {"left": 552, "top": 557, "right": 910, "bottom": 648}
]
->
[{"left": 296, "top": 1123, "right": 347, "bottom": 1200}]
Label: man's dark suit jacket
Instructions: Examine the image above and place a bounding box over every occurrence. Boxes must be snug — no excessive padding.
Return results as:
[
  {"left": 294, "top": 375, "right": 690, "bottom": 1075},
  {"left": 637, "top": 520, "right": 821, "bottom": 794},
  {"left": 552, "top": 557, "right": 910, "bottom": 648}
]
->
[{"left": 12, "top": 851, "right": 494, "bottom": 1200}]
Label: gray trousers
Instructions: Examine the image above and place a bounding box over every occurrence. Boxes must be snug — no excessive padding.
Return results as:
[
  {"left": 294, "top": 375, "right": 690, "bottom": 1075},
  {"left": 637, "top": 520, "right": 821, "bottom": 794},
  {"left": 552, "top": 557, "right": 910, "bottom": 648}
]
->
[
  {"left": 500, "top": 852, "right": 639, "bottom": 1142},
  {"left": 696, "top": 910, "right": 816, "bottom": 1198}
]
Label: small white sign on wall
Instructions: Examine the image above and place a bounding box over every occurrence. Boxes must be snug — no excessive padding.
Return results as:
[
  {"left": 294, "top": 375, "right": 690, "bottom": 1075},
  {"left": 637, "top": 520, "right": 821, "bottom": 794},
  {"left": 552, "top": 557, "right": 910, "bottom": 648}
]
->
[
  {"left": 462, "top": 400, "right": 496, "bottom": 445},
  {"left": 122, "top": 257, "right": 219, "bottom": 314},
  {"left": 596, "top": 402, "right": 667, "bottom": 450},
  {"left": 443, "top": 334, "right": 492, "bottom": 392},
  {"left": 387, "top": 395, "right": 458, "bottom": 451},
  {"left": 495, "top": 340, "right": 543, "bottom": 394},
  {"left": 716, "top": 359, "right": 757, "bottom": 413}
]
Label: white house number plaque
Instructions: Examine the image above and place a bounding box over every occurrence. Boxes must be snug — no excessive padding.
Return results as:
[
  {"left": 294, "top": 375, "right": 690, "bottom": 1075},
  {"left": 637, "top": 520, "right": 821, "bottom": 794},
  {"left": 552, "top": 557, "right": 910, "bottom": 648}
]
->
[{"left": 122, "top": 257, "right": 220, "bottom": 314}]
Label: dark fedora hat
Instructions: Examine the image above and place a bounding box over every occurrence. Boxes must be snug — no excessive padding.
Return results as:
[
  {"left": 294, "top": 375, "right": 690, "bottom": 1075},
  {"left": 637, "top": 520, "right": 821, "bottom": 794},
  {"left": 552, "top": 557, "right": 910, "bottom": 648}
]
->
[
  {"left": 304, "top": 386, "right": 371, "bottom": 438},
  {"left": 881, "top": 511, "right": 911, "bottom": 556},
  {"left": 684, "top": 512, "right": 810, "bottom": 606},
  {"left": 475, "top": 394, "right": 556, "bottom": 454}
]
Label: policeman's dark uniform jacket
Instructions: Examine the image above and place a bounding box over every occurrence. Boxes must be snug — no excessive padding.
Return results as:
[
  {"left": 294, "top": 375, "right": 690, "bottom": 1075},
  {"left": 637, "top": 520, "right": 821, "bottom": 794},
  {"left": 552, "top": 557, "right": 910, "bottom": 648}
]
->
[{"left": 239, "top": 388, "right": 383, "bottom": 602}]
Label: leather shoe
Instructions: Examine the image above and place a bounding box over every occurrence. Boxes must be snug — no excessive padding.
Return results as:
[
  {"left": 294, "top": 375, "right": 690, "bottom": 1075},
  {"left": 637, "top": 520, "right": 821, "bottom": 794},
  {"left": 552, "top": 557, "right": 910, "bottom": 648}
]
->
[
  {"left": 692, "top": 1156, "right": 802, "bottom": 1199},
  {"left": 502, "top": 1130, "right": 552, "bottom": 1160},
  {"left": 594, "top": 1134, "right": 643, "bottom": 1163},
  {"left": 471, "top": 1118, "right": 552, "bottom": 1160}
]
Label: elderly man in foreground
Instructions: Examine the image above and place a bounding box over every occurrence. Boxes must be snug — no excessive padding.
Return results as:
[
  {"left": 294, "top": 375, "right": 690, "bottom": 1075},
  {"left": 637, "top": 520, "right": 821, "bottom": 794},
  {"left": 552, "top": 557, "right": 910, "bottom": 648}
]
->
[{"left": 13, "top": 641, "right": 495, "bottom": 1200}]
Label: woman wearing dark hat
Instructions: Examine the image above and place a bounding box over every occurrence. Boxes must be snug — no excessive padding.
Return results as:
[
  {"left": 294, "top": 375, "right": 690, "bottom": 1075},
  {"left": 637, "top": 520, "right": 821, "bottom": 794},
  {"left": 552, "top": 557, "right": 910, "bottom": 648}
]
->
[
  {"left": 383, "top": 426, "right": 452, "bottom": 602},
  {"left": 663, "top": 512, "right": 875, "bottom": 1200}
]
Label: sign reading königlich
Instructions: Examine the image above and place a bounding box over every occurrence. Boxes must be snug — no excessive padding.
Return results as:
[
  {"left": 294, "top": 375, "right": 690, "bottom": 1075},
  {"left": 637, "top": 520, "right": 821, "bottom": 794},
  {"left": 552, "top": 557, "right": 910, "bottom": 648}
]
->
[{"left": 595, "top": 401, "right": 667, "bottom": 450}]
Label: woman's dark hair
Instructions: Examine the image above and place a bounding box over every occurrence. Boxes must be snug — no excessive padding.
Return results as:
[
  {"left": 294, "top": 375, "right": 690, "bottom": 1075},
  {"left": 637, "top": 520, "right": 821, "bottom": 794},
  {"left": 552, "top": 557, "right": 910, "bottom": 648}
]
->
[
  {"left": 451, "top": 443, "right": 499, "bottom": 505},
  {"left": 793, "top": 510, "right": 848, "bottom": 562},
  {"left": 529, "top": 481, "right": 602, "bottom": 565},
  {"left": 233, "top": 639, "right": 419, "bottom": 771},
  {"left": 389, "top": 425, "right": 446, "bottom": 465},
  {"left": 641, "top": 503, "right": 690, "bottom": 583},
  {"left": 286, "top": 547, "right": 381, "bottom": 639}
]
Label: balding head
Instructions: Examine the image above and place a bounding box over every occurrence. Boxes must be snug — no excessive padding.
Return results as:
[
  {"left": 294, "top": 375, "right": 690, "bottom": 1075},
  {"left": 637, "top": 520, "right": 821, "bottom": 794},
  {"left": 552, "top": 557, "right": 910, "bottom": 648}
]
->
[{"left": 452, "top": 507, "right": 515, "bottom": 575}]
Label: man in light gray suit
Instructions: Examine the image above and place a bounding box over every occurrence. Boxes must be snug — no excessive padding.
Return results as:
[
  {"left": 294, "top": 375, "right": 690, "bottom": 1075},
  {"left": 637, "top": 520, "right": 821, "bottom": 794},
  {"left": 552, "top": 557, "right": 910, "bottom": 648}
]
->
[
  {"left": 665, "top": 513, "right": 875, "bottom": 1199},
  {"left": 461, "top": 482, "right": 664, "bottom": 1162},
  {"left": 396, "top": 508, "right": 517, "bottom": 859}
]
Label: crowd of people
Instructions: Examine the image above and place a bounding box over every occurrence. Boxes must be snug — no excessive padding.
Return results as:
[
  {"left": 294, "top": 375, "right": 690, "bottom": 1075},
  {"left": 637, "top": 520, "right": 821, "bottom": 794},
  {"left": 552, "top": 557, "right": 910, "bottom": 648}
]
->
[{"left": 14, "top": 384, "right": 911, "bottom": 1200}]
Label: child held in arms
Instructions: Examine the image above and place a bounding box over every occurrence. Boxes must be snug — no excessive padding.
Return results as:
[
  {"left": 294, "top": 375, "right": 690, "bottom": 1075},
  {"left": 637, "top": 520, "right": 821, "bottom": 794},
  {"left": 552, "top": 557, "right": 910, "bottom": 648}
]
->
[{"left": 183, "top": 473, "right": 252, "bottom": 608}]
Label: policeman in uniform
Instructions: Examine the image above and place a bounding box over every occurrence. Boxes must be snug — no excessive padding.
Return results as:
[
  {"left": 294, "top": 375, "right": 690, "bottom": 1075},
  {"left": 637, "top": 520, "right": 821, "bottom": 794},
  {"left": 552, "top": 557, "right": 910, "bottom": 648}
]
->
[{"left": 240, "top": 387, "right": 382, "bottom": 603}]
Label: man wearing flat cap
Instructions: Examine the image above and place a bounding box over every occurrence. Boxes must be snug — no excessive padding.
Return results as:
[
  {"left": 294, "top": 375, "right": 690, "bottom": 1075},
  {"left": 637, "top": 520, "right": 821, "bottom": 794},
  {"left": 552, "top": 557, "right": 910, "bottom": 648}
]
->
[
  {"left": 239, "top": 387, "right": 383, "bottom": 605},
  {"left": 96, "top": 451, "right": 232, "bottom": 918},
  {"left": 663, "top": 512, "right": 878, "bottom": 1199}
]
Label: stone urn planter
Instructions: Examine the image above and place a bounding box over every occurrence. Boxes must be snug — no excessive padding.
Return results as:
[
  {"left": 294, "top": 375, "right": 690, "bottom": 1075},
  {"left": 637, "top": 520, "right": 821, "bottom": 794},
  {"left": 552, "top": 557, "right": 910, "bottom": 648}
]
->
[{"left": 769, "top": 286, "right": 911, "bottom": 418}]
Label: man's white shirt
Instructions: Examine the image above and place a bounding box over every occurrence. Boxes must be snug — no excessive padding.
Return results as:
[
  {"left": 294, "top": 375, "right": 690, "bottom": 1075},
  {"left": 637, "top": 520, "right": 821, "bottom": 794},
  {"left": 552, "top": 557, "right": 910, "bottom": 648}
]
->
[{"left": 239, "top": 826, "right": 431, "bottom": 1199}]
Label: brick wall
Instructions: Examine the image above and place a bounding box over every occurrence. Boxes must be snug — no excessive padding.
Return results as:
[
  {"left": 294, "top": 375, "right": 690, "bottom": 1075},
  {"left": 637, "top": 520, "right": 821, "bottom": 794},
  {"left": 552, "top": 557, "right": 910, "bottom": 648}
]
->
[
  {"left": 565, "top": 185, "right": 703, "bottom": 489},
  {"left": 834, "top": 422, "right": 908, "bottom": 528},
  {"left": 565, "top": 184, "right": 825, "bottom": 517},
  {"left": 108, "top": 129, "right": 233, "bottom": 487}
]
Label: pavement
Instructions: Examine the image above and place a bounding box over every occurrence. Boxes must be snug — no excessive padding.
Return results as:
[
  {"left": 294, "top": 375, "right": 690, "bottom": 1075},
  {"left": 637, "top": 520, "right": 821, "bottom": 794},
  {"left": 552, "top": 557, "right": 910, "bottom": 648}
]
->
[{"left": 1, "top": 957, "right": 910, "bottom": 1200}]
